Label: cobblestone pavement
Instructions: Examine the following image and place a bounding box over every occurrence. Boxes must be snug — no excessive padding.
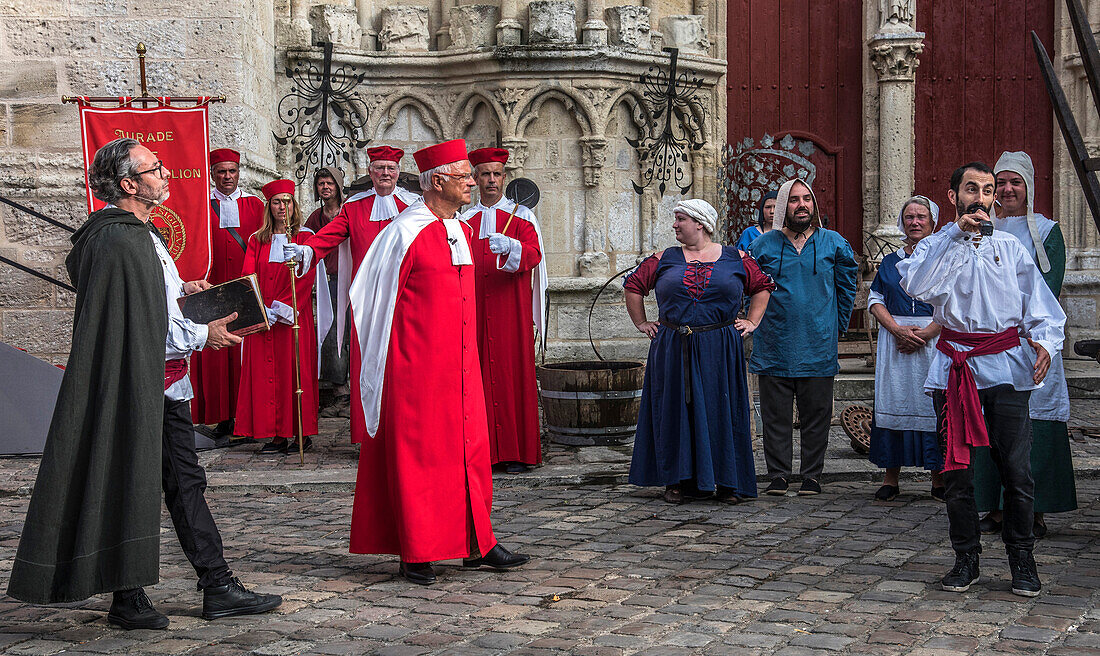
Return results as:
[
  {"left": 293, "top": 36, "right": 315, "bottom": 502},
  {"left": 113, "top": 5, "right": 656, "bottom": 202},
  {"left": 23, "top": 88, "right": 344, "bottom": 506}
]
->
[{"left": 0, "top": 477, "right": 1098, "bottom": 655}]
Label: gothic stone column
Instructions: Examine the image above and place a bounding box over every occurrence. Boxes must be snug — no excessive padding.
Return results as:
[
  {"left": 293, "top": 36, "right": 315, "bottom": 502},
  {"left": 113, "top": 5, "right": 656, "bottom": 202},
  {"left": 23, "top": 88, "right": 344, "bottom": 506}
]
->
[{"left": 869, "top": 30, "right": 924, "bottom": 252}]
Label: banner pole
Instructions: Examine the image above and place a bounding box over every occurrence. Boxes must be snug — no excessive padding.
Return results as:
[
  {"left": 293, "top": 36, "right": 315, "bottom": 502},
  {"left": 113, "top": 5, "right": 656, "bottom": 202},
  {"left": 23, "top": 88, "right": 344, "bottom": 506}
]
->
[{"left": 137, "top": 43, "right": 149, "bottom": 107}]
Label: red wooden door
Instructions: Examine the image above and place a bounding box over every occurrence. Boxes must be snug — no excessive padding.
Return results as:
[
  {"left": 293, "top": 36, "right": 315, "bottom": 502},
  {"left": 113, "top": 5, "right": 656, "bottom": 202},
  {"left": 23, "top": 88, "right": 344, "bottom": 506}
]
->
[
  {"left": 914, "top": 0, "right": 1055, "bottom": 225},
  {"left": 725, "top": 0, "right": 864, "bottom": 249}
]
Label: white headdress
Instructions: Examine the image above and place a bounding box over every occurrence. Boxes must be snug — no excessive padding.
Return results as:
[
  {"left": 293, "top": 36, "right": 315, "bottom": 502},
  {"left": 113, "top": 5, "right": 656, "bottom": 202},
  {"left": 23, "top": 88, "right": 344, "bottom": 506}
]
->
[
  {"left": 673, "top": 199, "right": 718, "bottom": 235},
  {"left": 994, "top": 151, "right": 1049, "bottom": 273},
  {"left": 772, "top": 179, "right": 821, "bottom": 232}
]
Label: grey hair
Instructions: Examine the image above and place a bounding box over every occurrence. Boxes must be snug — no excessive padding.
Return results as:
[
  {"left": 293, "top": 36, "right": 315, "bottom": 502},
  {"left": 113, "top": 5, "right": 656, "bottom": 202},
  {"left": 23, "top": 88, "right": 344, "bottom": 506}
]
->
[
  {"left": 89, "top": 138, "right": 141, "bottom": 204},
  {"left": 902, "top": 195, "right": 932, "bottom": 215},
  {"left": 418, "top": 160, "right": 465, "bottom": 192}
]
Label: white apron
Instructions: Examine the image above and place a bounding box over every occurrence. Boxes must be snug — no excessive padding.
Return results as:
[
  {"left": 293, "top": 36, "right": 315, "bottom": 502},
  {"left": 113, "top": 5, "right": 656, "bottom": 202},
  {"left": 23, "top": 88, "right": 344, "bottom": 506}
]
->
[{"left": 874, "top": 316, "right": 938, "bottom": 432}]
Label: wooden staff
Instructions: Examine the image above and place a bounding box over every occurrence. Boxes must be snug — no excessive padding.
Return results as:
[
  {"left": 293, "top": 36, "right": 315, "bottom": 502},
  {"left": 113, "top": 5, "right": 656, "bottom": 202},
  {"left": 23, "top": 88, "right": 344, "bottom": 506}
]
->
[{"left": 285, "top": 221, "right": 305, "bottom": 464}]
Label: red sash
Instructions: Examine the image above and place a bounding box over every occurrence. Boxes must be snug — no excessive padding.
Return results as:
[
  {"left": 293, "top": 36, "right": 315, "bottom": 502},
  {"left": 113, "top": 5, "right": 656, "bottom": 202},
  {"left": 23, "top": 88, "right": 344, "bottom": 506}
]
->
[
  {"left": 164, "top": 358, "right": 187, "bottom": 390},
  {"left": 935, "top": 327, "right": 1021, "bottom": 472}
]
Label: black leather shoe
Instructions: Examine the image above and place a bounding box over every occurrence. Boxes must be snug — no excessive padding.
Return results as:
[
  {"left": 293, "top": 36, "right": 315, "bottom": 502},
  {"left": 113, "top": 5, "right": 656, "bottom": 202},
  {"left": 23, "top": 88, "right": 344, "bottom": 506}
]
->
[
  {"left": 399, "top": 561, "right": 436, "bottom": 585},
  {"left": 108, "top": 588, "right": 169, "bottom": 630},
  {"left": 941, "top": 550, "right": 980, "bottom": 592},
  {"left": 874, "top": 484, "right": 899, "bottom": 501},
  {"left": 764, "top": 477, "right": 788, "bottom": 496},
  {"left": 201, "top": 577, "right": 282, "bottom": 620},
  {"left": 283, "top": 436, "right": 313, "bottom": 454},
  {"left": 260, "top": 440, "right": 286, "bottom": 453},
  {"left": 463, "top": 544, "right": 530, "bottom": 570},
  {"left": 798, "top": 478, "right": 822, "bottom": 496},
  {"left": 1007, "top": 547, "right": 1042, "bottom": 597}
]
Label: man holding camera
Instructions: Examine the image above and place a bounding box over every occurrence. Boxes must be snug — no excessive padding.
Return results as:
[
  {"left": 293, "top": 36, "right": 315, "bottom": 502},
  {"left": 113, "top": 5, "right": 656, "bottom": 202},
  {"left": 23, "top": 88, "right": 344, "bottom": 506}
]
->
[{"left": 898, "top": 162, "right": 1066, "bottom": 597}]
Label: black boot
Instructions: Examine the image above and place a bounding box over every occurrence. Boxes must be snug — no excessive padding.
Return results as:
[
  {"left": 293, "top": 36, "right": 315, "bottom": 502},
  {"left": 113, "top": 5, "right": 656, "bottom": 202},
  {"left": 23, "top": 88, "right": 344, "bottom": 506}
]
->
[
  {"left": 399, "top": 561, "right": 436, "bottom": 585},
  {"left": 941, "top": 549, "right": 980, "bottom": 592},
  {"left": 1007, "top": 547, "right": 1042, "bottom": 597},
  {"left": 202, "top": 577, "right": 282, "bottom": 620},
  {"left": 463, "top": 544, "right": 530, "bottom": 570},
  {"left": 107, "top": 588, "right": 169, "bottom": 630}
]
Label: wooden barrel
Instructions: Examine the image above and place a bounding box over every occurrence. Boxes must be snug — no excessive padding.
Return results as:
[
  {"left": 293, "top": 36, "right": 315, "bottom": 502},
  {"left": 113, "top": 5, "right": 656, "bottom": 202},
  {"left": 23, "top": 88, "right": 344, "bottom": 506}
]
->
[{"left": 536, "top": 360, "right": 645, "bottom": 446}]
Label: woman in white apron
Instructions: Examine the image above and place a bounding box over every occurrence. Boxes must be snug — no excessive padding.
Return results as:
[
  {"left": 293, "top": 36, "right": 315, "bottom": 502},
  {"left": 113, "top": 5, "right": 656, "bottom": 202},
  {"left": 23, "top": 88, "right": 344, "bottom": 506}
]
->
[
  {"left": 867, "top": 196, "right": 944, "bottom": 501},
  {"left": 974, "top": 151, "right": 1076, "bottom": 538}
]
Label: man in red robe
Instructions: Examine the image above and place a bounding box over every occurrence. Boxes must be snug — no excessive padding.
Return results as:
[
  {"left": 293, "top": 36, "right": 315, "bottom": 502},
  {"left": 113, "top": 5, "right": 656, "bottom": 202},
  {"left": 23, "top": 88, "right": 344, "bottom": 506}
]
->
[
  {"left": 190, "top": 148, "right": 265, "bottom": 436},
  {"left": 300, "top": 139, "right": 528, "bottom": 585},
  {"left": 294, "top": 146, "right": 420, "bottom": 444},
  {"left": 461, "top": 148, "right": 547, "bottom": 473}
]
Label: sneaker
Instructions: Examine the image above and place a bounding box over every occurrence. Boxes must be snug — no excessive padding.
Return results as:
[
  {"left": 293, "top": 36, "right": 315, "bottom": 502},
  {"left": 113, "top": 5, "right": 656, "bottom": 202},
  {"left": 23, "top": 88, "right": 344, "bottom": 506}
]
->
[
  {"left": 978, "top": 513, "right": 1002, "bottom": 535},
  {"left": 941, "top": 550, "right": 980, "bottom": 592},
  {"left": 107, "top": 588, "right": 169, "bottom": 630},
  {"left": 874, "top": 484, "right": 899, "bottom": 501},
  {"left": 798, "top": 478, "right": 822, "bottom": 496},
  {"left": 764, "top": 477, "right": 788, "bottom": 496},
  {"left": 1007, "top": 548, "right": 1041, "bottom": 597},
  {"left": 201, "top": 577, "right": 282, "bottom": 620}
]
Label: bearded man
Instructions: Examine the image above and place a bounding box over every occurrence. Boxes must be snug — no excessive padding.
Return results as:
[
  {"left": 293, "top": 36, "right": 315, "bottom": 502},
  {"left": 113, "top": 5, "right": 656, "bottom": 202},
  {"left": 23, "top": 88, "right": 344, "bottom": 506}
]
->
[{"left": 747, "top": 178, "right": 858, "bottom": 497}]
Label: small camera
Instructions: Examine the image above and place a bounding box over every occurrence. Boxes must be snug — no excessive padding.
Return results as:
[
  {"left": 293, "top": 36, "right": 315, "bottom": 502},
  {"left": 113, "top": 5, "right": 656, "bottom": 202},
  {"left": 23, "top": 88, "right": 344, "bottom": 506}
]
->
[{"left": 965, "top": 202, "right": 995, "bottom": 236}]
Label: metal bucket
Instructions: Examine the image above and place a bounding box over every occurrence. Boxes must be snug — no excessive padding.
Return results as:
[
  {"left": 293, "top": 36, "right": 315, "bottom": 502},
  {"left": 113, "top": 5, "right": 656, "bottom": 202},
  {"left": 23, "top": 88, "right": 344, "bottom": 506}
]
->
[{"left": 536, "top": 360, "right": 645, "bottom": 446}]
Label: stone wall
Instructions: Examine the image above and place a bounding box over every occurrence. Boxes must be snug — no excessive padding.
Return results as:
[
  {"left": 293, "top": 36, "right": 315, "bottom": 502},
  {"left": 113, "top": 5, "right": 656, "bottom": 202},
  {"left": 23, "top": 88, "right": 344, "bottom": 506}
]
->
[{"left": 0, "top": 0, "right": 278, "bottom": 363}]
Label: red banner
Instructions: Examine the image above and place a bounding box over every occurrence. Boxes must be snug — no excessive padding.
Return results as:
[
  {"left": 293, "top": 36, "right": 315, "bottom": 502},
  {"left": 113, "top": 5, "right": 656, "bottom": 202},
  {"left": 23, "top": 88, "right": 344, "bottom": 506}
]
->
[{"left": 78, "top": 105, "right": 212, "bottom": 280}]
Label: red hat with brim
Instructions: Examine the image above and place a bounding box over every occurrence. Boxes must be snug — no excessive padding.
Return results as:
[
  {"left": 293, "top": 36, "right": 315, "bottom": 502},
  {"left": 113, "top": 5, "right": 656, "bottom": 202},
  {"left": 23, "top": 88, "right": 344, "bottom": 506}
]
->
[
  {"left": 262, "top": 179, "right": 295, "bottom": 201},
  {"left": 469, "top": 147, "right": 509, "bottom": 168},
  {"left": 367, "top": 146, "right": 404, "bottom": 163},
  {"left": 413, "top": 139, "right": 468, "bottom": 173},
  {"left": 209, "top": 148, "right": 240, "bottom": 166}
]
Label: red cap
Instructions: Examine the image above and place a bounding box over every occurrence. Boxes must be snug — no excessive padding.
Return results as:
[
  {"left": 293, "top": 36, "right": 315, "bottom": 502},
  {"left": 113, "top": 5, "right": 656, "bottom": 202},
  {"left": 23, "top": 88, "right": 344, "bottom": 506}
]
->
[
  {"left": 413, "top": 139, "right": 469, "bottom": 173},
  {"left": 209, "top": 148, "right": 240, "bottom": 166},
  {"left": 262, "top": 179, "right": 295, "bottom": 201},
  {"left": 367, "top": 145, "right": 404, "bottom": 163},
  {"left": 469, "top": 147, "right": 509, "bottom": 167}
]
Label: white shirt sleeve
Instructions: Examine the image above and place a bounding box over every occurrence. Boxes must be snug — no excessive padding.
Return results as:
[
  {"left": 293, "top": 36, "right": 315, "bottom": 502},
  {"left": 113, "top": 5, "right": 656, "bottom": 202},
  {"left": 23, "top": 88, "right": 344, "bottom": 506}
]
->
[
  {"left": 498, "top": 237, "right": 523, "bottom": 273},
  {"left": 897, "top": 222, "right": 971, "bottom": 306},
  {"left": 867, "top": 287, "right": 885, "bottom": 312},
  {"left": 1014, "top": 242, "right": 1066, "bottom": 360}
]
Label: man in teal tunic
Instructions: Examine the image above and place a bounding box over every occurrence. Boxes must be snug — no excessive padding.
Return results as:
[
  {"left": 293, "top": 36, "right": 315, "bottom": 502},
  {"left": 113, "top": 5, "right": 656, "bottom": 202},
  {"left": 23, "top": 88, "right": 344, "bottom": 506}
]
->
[
  {"left": 974, "top": 150, "right": 1076, "bottom": 537},
  {"left": 748, "top": 178, "right": 859, "bottom": 496}
]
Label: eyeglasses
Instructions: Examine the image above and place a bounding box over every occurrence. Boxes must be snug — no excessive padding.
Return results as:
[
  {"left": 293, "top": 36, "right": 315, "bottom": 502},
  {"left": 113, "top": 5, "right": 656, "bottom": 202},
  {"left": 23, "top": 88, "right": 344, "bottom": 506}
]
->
[
  {"left": 133, "top": 161, "right": 165, "bottom": 179},
  {"left": 436, "top": 172, "right": 474, "bottom": 182}
]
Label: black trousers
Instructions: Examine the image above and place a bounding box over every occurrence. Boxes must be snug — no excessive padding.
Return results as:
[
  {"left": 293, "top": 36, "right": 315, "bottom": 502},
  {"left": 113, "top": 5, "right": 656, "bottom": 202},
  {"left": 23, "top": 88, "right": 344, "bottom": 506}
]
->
[
  {"left": 758, "top": 375, "right": 834, "bottom": 480},
  {"left": 163, "top": 398, "right": 232, "bottom": 589},
  {"left": 933, "top": 385, "right": 1034, "bottom": 554}
]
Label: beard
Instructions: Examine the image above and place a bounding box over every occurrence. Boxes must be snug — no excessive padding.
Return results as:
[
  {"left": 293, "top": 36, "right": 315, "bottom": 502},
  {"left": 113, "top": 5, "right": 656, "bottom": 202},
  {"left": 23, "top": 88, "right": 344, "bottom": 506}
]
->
[{"left": 786, "top": 212, "right": 812, "bottom": 233}]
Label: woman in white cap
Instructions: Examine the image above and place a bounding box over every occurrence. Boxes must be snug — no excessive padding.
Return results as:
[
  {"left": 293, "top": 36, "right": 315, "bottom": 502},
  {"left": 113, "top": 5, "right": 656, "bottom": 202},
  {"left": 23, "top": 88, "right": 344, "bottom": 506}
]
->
[
  {"left": 973, "top": 151, "right": 1075, "bottom": 538},
  {"left": 867, "top": 196, "right": 945, "bottom": 501},
  {"left": 624, "top": 199, "right": 776, "bottom": 504}
]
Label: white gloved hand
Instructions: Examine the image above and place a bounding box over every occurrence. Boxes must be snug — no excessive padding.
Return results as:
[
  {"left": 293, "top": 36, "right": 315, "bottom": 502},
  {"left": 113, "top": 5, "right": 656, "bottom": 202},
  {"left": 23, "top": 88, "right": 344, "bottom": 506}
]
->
[
  {"left": 282, "top": 243, "right": 306, "bottom": 263},
  {"left": 488, "top": 232, "right": 513, "bottom": 255},
  {"left": 265, "top": 306, "right": 280, "bottom": 325}
]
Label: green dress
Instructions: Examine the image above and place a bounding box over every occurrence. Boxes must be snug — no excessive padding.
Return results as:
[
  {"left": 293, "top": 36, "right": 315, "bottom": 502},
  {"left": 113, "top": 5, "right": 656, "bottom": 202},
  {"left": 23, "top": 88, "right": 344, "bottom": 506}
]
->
[{"left": 972, "top": 223, "right": 1077, "bottom": 513}]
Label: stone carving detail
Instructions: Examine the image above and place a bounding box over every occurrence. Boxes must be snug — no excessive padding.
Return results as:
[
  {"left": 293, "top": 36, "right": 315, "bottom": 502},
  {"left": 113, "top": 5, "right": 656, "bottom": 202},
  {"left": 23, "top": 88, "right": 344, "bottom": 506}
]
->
[
  {"left": 870, "top": 38, "right": 924, "bottom": 82},
  {"left": 580, "top": 136, "right": 607, "bottom": 187},
  {"left": 659, "top": 16, "right": 709, "bottom": 55},
  {"left": 578, "top": 251, "right": 610, "bottom": 277},
  {"left": 379, "top": 6, "right": 431, "bottom": 52},
  {"left": 879, "top": 0, "right": 915, "bottom": 31},
  {"left": 501, "top": 138, "right": 528, "bottom": 173},
  {"left": 577, "top": 86, "right": 615, "bottom": 114},
  {"left": 605, "top": 6, "right": 651, "bottom": 50},
  {"left": 529, "top": 1, "right": 578, "bottom": 45},
  {"left": 308, "top": 5, "right": 363, "bottom": 50},
  {"left": 494, "top": 88, "right": 527, "bottom": 116},
  {"left": 449, "top": 5, "right": 499, "bottom": 49}
]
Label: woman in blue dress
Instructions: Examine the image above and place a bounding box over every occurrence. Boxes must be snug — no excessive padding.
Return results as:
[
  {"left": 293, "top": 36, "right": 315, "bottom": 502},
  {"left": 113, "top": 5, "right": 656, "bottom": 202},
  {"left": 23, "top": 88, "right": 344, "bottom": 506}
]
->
[
  {"left": 734, "top": 189, "right": 777, "bottom": 252},
  {"left": 867, "top": 195, "right": 944, "bottom": 501},
  {"left": 624, "top": 199, "right": 777, "bottom": 504}
]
